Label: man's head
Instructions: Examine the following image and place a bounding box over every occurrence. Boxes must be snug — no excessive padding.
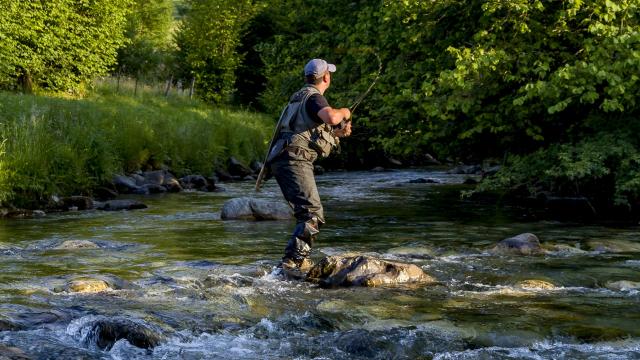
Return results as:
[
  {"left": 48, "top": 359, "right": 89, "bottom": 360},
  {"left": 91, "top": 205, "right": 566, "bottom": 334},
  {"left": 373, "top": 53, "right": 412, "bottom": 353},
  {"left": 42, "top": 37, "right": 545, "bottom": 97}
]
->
[{"left": 304, "top": 59, "right": 336, "bottom": 86}]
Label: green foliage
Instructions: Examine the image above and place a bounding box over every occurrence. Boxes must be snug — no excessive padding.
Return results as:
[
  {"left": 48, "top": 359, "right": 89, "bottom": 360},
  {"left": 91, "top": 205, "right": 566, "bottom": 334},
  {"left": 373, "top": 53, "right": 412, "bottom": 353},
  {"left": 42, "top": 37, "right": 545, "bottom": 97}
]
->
[
  {"left": 0, "top": 90, "right": 270, "bottom": 208},
  {"left": 245, "top": 0, "right": 640, "bottom": 208},
  {"left": 117, "top": 0, "right": 174, "bottom": 79},
  {"left": 0, "top": 0, "right": 132, "bottom": 93},
  {"left": 174, "top": 0, "right": 262, "bottom": 103},
  {"left": 473, "top": 131, "right": 640, "bottom": 207}
]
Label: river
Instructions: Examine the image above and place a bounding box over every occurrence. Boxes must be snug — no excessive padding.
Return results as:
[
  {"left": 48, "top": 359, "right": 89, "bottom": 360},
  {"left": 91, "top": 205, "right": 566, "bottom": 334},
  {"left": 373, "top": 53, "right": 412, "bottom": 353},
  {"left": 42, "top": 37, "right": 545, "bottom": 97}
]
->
[{"left": 1, "top": 169, "right": 639, "bottom": 359}]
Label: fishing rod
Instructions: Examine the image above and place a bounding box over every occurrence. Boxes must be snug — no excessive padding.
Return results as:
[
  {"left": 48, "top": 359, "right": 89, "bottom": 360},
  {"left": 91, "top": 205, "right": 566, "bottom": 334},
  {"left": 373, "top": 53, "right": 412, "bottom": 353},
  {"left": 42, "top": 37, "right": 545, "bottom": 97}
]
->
[{"left": 348, "top": 51, "right": 383, "bottom": 115}]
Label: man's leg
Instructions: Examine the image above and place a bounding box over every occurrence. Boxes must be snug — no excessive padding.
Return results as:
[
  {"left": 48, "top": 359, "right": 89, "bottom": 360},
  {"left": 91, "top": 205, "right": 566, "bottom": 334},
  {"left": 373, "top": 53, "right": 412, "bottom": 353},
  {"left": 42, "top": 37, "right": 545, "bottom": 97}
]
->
[{"left": 271, "top": 155, "right": 324, "bottom": 267}]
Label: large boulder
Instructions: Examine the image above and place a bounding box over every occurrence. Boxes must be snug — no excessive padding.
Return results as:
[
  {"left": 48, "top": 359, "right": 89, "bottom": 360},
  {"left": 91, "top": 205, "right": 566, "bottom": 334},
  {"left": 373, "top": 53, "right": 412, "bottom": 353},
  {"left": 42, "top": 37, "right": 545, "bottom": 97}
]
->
[
  {"left": 306, "top": 255, "right": 436, "bottom": 288},
  {"left": 96, "top": 200, "right": 147, "bottom": 211},
  {"left": 79, "top": 317, "right": 165, "bottom": 350},
  {"left": 220, "top": 197, "right": 292, "bottom": 220},
  {"left": 491, "top": 233, "right": 544, "bottom": 255}
]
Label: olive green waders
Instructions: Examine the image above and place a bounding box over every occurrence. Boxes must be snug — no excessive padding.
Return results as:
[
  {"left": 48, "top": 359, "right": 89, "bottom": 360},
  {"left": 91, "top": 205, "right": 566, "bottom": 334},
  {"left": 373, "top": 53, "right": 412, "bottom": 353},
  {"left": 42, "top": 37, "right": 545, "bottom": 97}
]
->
[{"left": 270, "top": 146, "right": 324, "bottom": 264}]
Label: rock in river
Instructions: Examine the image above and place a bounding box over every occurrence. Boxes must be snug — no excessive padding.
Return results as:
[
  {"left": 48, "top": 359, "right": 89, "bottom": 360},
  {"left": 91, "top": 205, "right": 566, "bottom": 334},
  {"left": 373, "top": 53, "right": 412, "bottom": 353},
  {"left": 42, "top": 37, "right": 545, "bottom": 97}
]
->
[
  {"left": 54, "top": 240, "right": 100, "bottom": 250},
  {"left": 516, "top": 279, "right": 556, "bottom": 290},
  {"left": 306, "top": 255, "right": 436, "bottom": 288},
  {"left": 79, "top": 317, "right": 166, "bottom": 350},
  {"left": 95, "top": 199, "right": 148, "bottom": 211},
  {"left": 64, "top": 279, "right": 112, "bottom": 293},
  {"left": 605, "top": 280, "right": 640, "bottom": 291},
  {"left": 491, "top": 233, "right": 544, "bottom": 255},
  {"left": 221, "top": 197, "right": 292, "bottom": 220},
  {"left": 0, "top": 344, "right": 30, "bottom": 360}
]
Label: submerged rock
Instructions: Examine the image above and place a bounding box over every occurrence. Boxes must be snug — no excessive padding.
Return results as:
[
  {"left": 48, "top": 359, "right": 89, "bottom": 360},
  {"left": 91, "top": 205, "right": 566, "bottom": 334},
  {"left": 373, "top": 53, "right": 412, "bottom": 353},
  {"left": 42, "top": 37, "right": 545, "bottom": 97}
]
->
[
  {"left": 605, "top": 280, "right": 640, "bottom": 291},
  {"left": 0, "top": 344, "right": 30, "bottom": 360},
  {"left": 220, "top": 197, "right": 292, "bottom": 220},
  {"left": 586, "top": 239, "right": 640, "bottom": 253},
  {"left": 491, "top": 233, "right": 544, "bottom": 255},
  {"left": 96, "top": 200, "right": 147, "bottom": 211},
  {"left": 80, "top": 317, "right": 166, "bottom": 350},
  {"left": 54, "top": 240, "right": 100, "bottom": 250},
  {"left": 306, "top": 255, "right": 436, "bottom": 288},
  {"left": 386, "top": 246, "right": 435, "bottom": 259}
]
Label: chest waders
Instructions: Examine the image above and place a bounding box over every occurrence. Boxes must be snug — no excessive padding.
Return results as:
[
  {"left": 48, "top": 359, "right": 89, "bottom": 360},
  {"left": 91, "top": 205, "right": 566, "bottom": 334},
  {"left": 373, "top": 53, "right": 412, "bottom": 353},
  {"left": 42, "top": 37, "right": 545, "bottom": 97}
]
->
[{"left": 269, "top": 85, "right": 339, "bottom": 269}]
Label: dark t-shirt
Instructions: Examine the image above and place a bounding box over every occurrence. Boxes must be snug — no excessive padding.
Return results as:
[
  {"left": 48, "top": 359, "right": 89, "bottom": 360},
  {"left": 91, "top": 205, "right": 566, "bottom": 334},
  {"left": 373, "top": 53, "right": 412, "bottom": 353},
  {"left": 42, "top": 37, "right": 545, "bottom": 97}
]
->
[{"left": 306, "top": 93, "right": 330, "bottom": 124}]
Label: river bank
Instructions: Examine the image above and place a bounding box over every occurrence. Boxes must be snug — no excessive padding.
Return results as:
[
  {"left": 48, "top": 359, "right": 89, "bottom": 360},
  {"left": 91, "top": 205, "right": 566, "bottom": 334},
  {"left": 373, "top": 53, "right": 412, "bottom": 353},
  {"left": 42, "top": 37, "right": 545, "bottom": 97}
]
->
[{"left": 0, "top": 91, "right": 270, "bottom": 210}]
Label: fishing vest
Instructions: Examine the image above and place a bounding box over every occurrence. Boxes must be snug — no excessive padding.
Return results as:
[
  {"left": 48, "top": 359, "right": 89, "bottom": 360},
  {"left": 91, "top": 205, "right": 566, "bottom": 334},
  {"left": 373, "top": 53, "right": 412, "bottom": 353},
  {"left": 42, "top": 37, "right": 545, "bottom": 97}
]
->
[{"left": 278, "top": 85, "right": 339, "bottom": 159}]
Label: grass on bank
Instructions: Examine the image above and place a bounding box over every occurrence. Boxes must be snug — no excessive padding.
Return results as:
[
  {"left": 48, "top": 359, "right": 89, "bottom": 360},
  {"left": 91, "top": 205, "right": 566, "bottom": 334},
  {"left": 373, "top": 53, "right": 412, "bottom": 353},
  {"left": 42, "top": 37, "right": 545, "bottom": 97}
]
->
[{"left": 0, "top": 86, "right": 272, "bottom": 208}]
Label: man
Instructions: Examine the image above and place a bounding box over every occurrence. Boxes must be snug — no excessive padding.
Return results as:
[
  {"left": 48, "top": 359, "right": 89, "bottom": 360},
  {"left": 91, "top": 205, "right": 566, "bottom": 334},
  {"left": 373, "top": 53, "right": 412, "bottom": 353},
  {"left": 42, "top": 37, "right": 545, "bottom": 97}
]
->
[{"left": 269, "top": 58, "right": 352, "bottom": 274}]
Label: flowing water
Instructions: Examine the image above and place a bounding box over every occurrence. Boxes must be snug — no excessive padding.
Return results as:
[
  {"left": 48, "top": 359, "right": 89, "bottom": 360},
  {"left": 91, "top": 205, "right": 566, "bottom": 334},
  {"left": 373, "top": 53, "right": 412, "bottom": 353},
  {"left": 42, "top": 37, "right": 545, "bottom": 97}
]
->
[{"left": 1, "top": 169, "right": 639, "bottom": 359}]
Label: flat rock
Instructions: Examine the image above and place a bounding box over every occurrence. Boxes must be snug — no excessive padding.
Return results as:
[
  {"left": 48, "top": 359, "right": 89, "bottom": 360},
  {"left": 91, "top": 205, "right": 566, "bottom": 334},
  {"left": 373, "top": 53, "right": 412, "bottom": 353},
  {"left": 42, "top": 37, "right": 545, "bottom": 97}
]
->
[
  {"left": 491, "top": 233, "right": 544, "bottom": 255},
  {"left": 220, "top": 197, "right": 292, "bottom": 220},
  {"left": 54, "top": 240, "right": 99, "bottom": 250},
  {"left": 65, "top": 279, "right": 112, "bottom": 293},
  {"left": 96, "top": 199, "right": 147, "bottom": 211},
  {"left": 605, "top": 280, "right": 640, "bottom": 291},
  {"left": 516, "top": 279, "right": 556, "bottom": 290},
  {"left": 386, "top": 246, "right": 435, "bottom": 259},
  {"left": 306, "top": 255, "right": 436, "bottom": 288}
]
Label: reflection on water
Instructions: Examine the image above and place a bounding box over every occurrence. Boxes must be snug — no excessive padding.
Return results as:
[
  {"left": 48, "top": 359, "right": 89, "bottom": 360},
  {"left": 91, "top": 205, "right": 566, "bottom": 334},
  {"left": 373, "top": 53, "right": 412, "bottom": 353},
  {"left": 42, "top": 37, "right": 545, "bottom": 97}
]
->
[{"left": 1, "top": 169, "right": 639, "bottom": 359}]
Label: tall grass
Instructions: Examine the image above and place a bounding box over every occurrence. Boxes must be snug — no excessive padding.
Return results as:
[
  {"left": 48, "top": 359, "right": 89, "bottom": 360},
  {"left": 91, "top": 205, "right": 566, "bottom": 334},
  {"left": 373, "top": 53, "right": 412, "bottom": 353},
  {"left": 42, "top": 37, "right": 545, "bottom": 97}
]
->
[{"left": 0, "top": 88, "right": 271, "bottom": 208}]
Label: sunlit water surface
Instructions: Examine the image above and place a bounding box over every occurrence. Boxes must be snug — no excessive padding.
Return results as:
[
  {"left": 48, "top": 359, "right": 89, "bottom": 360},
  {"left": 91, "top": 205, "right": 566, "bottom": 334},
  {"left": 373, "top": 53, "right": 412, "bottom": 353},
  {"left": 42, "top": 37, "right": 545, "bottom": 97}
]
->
[{"left": 1, "top": 170, "right": 639, "bottom": 359}]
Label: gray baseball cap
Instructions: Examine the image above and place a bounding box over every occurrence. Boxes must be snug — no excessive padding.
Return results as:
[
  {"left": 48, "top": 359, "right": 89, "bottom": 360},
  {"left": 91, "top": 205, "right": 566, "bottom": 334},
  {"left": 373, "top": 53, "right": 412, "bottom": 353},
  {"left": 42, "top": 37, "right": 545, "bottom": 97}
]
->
[{"left": 304, "top": 59, "right": 336, "bottom": 77}]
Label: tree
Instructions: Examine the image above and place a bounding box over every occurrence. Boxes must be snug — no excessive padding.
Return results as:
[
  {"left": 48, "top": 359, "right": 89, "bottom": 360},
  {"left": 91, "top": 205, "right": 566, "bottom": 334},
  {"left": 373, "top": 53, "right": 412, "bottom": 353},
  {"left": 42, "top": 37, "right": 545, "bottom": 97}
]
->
[
  {"left": 174, "top": 0, "right": 261, "bottom": 103},
  {"left": 0, "top": 0, "right": 132, "bottom": 93},
  {"left": 117, "top": 0, "right": 174, "bottom": 80}
]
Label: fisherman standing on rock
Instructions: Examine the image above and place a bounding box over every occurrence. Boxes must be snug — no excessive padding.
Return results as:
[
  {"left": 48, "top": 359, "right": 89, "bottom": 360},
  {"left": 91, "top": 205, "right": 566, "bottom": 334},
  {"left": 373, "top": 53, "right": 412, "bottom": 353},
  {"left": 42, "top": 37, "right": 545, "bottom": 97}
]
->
[{"left": 256, "top": 59, "right": 352, "bottom": 276}]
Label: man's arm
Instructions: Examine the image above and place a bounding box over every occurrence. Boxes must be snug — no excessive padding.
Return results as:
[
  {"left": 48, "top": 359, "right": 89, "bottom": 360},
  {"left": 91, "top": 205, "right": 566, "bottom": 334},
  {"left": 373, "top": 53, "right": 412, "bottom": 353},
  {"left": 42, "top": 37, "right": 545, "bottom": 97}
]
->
[{"left": 317, "top": 107, "right": 351, "bottom": 126}]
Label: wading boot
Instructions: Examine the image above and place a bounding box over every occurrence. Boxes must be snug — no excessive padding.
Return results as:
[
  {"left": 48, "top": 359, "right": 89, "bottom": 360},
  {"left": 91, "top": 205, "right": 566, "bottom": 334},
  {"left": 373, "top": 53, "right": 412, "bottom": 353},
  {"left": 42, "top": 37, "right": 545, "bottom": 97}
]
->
[{"left": 280, "top": 217, "right": 320, "bottom": 279}]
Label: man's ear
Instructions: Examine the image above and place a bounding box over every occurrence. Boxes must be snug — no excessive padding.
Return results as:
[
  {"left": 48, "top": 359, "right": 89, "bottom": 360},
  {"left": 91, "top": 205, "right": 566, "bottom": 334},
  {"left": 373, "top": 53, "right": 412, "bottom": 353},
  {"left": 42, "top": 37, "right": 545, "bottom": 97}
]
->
[{"left": 323, "top": 72, "right": 330, "bottom": 83}]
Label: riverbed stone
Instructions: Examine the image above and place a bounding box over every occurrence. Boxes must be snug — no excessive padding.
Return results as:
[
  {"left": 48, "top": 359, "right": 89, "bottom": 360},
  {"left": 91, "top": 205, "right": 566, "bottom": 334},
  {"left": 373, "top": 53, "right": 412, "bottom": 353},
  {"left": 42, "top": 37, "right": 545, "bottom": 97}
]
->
[
  {"left": 54, "top": 240, "right": 100, "bottom": 250},
  {"left": 448, "top": 164, "right": 482, "bottom": 175},
  {"left": 66, "top": 279, "right": 112, "bottom": 293},
  {"left": 220, "top": 197, "right": 292, "bottom": 221},
  {"left": 408, "top": 178, "right": 440, "bottom": 184},
  {"left": 306, "top": 255, "right": 436, "bottom": 288},
  {"left": 82, "top": 317, "right": 166, "bottom": 350},
  {"left": 605, "top": 280, "right": 640, "bottom": 291},
  {"left": 516, "top": 279, "right": 556, "bottom": 290},
  {"left": 491, "top": 233, "right": 544, "bottom": 255},
  {"left": 96, "top": 199, "right": 148, "bottom": 211},
  {"left": 0, "top": 344, "right": 30, "bottom": 360}
]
